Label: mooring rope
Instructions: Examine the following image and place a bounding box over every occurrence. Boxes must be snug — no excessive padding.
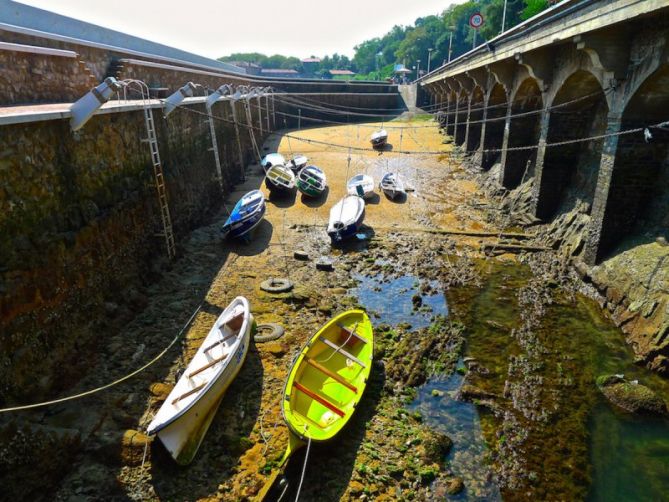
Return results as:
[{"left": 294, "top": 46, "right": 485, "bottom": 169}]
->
[
  {"left": 294, "top": 436, "right": 312, "bottom": 502},
  {"left": 0, "top": 304, "right": 202, "bottom": 413}
]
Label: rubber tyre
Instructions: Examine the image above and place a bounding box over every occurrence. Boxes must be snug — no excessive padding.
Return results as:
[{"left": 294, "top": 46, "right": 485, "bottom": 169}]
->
[
  {"left": 260, "top": 278, "right": 294, "bottom": 293},
  {"left": 254, "top": 322, "right": 285, "bottom": 343}
]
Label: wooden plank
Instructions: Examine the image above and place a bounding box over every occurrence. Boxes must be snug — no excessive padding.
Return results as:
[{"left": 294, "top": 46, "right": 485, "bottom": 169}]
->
[
  {"left": 336, "top": 322, "right": 368, "bottom": 344},
  {"left": 188, "top": 353, "right": 228, "bottom": 378},
  {"left": 293, "top": 382, "right": 345, "bottom": 417},
  {"left": 202, "top": 331, "right": 238, "bottom": 354},
  {"left": 304, "top": 356, "right": 358, "bottom": 393},
  {"left": 320, "top": 338, "right": 366, "bottom": 368},
  {"left": 172, "top": 382, "right": 206, "bottom": 405}
]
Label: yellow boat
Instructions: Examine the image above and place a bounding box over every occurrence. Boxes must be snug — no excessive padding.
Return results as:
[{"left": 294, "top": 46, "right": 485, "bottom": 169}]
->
[{"left": 256, "top": 309, "right": 373, "bottom": 500}]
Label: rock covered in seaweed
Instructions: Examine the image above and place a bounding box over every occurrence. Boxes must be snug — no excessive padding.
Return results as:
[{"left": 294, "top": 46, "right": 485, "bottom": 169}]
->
[{"left": 596, "top": 374, "right": 668, "bottom": 416}]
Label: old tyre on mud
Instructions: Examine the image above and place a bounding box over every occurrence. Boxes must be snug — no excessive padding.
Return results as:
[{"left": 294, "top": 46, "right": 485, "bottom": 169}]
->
[
  {"left": 260, "top": 278, "right": 294, "bottom": 293},
  {"left": 254, "top": 322, "right": 285, "bottom": 343}
]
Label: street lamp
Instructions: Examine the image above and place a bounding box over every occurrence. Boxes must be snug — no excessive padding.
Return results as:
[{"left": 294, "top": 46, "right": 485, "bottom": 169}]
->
[
  {"left": 70, "top": 77, "right": 123, "bottom": 131},
  {"left": 416, "top": 60, "right": 421, "bottom": 79},
  {"left": 448, "top": 26, "right": 455, "bottom": 63},
  {"left": 427, "top": 48, "right": 434, "bottom": 74},
  {"left": 164, "top": 81, "right": 197, "bottom": 117}
]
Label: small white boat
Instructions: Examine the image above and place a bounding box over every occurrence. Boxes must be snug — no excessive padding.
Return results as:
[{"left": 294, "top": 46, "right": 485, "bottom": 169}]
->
[
  {"left": 379, "top": 172, "right": 405, "bottom": 200},
  {"left": 327, "top": 194, "right": 365, "bottom": 243},
  {"left": 265, "top": 164, "right": 296, "bottom": 192},
  {"left": 147, "top": 297, "right": 253, "bottom": 465},
  {"left": 347, "top": 174, "right": 375, "bottom": 199},
  {"left": 261, "top": 153, "right": 286, "bottom": 169},
  {"left": 370, "top": 129, "right": 388, "bottom": 149},
  {"left": 288, "top": 154, "right": 308, "bottom": 173}
]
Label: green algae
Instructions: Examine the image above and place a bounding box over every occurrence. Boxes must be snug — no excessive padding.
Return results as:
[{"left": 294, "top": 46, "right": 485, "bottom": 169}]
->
[{"left": 444, "top": 258, "right": 669, "bottom": 501}]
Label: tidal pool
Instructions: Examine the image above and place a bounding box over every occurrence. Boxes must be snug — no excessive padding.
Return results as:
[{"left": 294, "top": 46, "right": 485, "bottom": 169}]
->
[{"left": 354, "top": 262, "right": 669, "bottom": 501}]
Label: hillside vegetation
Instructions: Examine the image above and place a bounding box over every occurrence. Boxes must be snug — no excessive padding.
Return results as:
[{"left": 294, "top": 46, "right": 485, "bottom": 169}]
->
[{"left": 219, "top": 0, "right": 552, "bottom": 79}]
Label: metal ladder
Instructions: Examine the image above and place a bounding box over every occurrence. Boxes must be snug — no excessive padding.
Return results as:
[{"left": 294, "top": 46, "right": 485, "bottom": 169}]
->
[
  {"left": 243, "top": 99, "right": 262, "bottom": 163},
  {"left": 143, "top": 106, "right": 176, "bottom": 259}
]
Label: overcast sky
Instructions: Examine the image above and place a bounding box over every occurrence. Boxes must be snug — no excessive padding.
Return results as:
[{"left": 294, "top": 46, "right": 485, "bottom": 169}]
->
[{"left": 17, "top": 0, "right": 456, "bottom": 59}]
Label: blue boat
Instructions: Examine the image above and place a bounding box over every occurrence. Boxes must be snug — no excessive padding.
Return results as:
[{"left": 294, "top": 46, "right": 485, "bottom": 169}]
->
[
  {"left": 327, "top": 195, "right": 365, "bottom": 244},
  {"left": 222, "top": 190, "right": 266, "bottom": 239}
]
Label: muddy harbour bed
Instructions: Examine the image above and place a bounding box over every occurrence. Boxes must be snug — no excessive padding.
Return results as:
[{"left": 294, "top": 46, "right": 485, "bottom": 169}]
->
[{"left": 2, "top": 118, "right": 668, "bottom": 501}]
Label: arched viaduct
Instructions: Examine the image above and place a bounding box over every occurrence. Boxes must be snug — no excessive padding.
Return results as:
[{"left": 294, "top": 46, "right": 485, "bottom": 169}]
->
[{"left": 421, "top": 0, "right": 669, "bottom": 265}]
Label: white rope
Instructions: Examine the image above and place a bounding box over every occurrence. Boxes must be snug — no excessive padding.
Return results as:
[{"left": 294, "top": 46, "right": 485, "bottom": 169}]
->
[
  {"left": 0, "top": 304, "right": 202, "bottom": 413},
  {"left": 294, "top": 436, "right": 312, "bottom": 502}
]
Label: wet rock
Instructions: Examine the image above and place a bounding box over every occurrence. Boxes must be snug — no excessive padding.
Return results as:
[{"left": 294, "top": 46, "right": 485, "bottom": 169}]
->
[
  {"left": 458, "top": 384, "right": 496, "bottom": 402},
  {"left": 264, "top": 342, "right": 287, "bottom": 357},
  {"left": 445, "top": 477, "right": 465, "bottom": 495},
  {"left": 121, "top": 429, "right": 151, "bottom": 466},
  {"left": 420, "top": 431, "right": 452, "bottom": 463},
  {"left": 149, "top": 382, "right": 173, "bottom": 401},
  {"left": 597, "top": 375, "right": 668, "bottom": 416}
]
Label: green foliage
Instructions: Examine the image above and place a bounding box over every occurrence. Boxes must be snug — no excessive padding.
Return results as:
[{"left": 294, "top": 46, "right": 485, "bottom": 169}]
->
[
  {"left": 522, "top": 0, "right": 551, "bottom": 20},
  {"left": 218, "top": 0, "right": 552, "bottom": 79}
]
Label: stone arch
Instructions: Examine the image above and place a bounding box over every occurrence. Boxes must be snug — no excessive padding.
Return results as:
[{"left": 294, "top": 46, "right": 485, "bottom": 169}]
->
[
  {"left": 466, "top": 86, "right": 485, "bottom": 152},
  {"left": 454, "top": 89, "right": 469, "bottom": 145},
  {"left": 535, "top": 69, "right": 609, "bottom": 220},
  {"left": 597, "top": 64, "right": 669, "bottom": 259},
  {"left": 502, "top": 77, "right": 543, "bottom": 188},
  {"left": 482, "top": 82, "right": 508, "bottom": 170}
]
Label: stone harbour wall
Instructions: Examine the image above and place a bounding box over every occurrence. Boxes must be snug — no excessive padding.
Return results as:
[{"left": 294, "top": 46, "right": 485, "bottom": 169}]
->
[{"left": 0, "top": 102, "right": 264, "bottom": 404}]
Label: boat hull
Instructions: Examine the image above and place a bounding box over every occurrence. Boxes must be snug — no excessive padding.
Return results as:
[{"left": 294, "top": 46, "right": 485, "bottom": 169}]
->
[
  {"left": 222, "top": 190, "right": 266, "bottom": 240},
  {"left": 282, "top": 310, "right": 373, "bottom": 443},
  {"left": 328, "top": 196, "right": 365, "bottom": 243},
  {"left": 147, "top": 298, "right": 253, "bottom": 465},
  {"left": 155, "top": 328, "right": 250, "bottom": 464}
]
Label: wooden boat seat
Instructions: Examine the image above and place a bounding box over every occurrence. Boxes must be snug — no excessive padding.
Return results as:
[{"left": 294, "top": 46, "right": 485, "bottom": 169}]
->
[
  {"left": 320, "top": 338, "right": 366, "bottom": 368},
  {"left": 203, "top": 330, "right": 238, "bottom": 354},
  {"left": 293, "top": 382, "right": 345, "bottom": 417},
  {"left": 188, "top": 352, "right": 229, "bottom": 378},
  {"left": 304, "top": 356, "right": 358, "bottom": 393},
  {"left": 336, "top": 322, "right": 368, "bottom": 345},
  {"left": 171, "top": 382, "right": 206, "bottom": 405}
]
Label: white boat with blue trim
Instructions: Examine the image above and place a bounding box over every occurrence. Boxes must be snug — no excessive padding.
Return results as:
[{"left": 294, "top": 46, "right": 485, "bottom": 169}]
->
[{"left": 146, "top": 296, "right": 253, "bottom": 464}]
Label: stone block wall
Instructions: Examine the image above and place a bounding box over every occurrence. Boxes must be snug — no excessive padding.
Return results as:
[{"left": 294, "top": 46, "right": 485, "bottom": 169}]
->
[
  {"left": 0, "top": 45, "right": 96, "bottom": 105},
  {"left": 0, "top": 104, "right": 264, "bottom": 404}
]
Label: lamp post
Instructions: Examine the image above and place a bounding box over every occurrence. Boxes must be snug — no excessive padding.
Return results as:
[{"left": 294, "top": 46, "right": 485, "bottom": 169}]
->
[
  {"left": 427, "top": 48, "right": 433, "bottom": 74},
  {"left": 416, "top": 59, "right": 421, "bottom": 80},
  {"left": 502, "top": 0, "right": 508, "bottom": 32},
  {"left": 164, "top": 82, "right": 197, "bottom": 118},
  {"left": 448, "top": 26, "right": 455, "bottom": 63},
  {"left": 205, "top": 84, "right": 234, "bottom": 194},
  {"left": 70, "top": 77, "right": 123, "bottom": 131}
]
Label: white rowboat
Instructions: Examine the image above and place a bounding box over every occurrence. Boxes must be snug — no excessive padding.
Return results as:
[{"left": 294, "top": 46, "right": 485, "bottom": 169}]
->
[
  {"left": 327, "top": 194, "right": 365, "bottom": 243},
  {"left": 347, "top": 174, "right": 375, "bottom": 199},
  {"left": 379, "top": 172, "right": 406, "bottom": 200},
  {"left": 146, "top": 296, "right": 253, "bottom": 464},
  {"left": 265, "top": 164, "right": 296, "bottom": 192}
]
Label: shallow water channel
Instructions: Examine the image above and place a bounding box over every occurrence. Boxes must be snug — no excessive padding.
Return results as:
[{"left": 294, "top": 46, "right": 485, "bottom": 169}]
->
[{"left": 353, "top": 262, "right": 669, "bottom": 500}]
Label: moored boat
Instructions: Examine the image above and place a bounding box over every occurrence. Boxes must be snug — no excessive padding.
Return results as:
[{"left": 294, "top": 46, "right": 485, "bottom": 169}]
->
[
  {"left": 327, "top": 194, "right": 365, "bottom": 243},
  {"left": 255, "top": 310, "right": 373, "bottom": 500},
  {"left": 379, "top": 172, "right": 406, "bottom": 200},
  {"left": 221, "top": 190, "right": 266, "bottom": 239},
  {"left": 347, "top": 174, "right": 375, "bottom": 199},
  {"left": 147, "top": 296, "right": 253, "bottom": 465},
  {"left": 288, "top": 154, "right": 308, "bottom": 173},
  {"left": 265, "top": 164, "right": 296, "bottom": 192},
  {"left": 370, "top": 129, "right": 388, "bottom": 149},
  {"left": 297, "top": 165, "right": 327, "bottom": 198},
  {"left": 260, "top": 152, "right": 286, "bottom": 169}
]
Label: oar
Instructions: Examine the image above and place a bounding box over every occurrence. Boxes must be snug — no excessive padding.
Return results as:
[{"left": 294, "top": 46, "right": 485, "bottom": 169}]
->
[{"left": 254, "top": 431, "right": 305, "bottom": 501}]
